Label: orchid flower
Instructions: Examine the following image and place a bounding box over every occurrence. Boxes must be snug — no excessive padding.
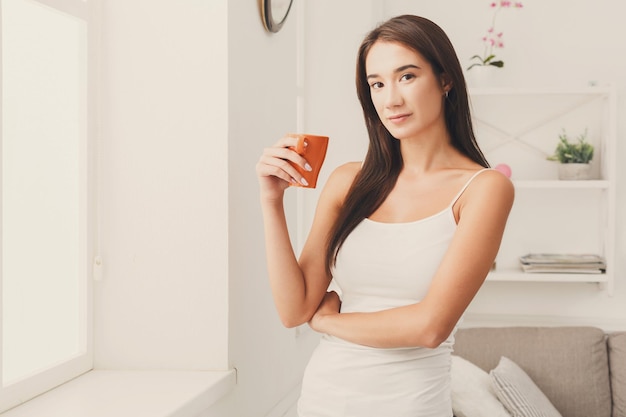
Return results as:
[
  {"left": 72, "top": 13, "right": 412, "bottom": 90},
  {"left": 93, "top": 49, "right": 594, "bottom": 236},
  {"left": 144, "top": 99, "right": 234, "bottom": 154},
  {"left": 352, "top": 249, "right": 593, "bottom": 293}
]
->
[{"left": 468, "top": 1, "right": 523, "bottom": 70}]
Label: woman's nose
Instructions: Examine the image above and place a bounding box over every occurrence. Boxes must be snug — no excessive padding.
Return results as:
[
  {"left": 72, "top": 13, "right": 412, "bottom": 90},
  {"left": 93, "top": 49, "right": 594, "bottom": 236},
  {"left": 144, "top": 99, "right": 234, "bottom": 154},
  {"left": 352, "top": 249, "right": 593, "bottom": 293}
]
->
[{"left": 384, "top": 84, "right": 403, "bottom": 108}]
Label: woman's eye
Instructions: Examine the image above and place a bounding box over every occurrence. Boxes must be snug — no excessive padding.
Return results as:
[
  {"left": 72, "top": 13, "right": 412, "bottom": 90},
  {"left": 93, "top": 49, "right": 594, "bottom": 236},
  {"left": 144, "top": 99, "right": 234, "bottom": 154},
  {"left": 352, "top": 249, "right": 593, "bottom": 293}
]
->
[
  {"left": 370, "top": 81, "right": 383, "bottom": 89},
  {"left": 400, "top": 73, "right": 415, "bottom": 81}
]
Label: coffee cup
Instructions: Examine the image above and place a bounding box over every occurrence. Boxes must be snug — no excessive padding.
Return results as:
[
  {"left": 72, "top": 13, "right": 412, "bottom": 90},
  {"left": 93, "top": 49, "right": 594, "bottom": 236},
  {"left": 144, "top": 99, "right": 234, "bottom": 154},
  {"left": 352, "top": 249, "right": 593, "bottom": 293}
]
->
[{"left": 287, "top": 133, "right": 329, "bottom": 189}]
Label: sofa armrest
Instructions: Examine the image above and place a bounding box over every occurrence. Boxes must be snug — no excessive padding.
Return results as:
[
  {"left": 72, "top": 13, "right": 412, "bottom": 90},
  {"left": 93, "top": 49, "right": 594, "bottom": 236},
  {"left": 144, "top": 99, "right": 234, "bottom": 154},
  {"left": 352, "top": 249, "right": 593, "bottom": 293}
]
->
[{"left": 608, "top": 332, "right": 626, "bottom": 417}]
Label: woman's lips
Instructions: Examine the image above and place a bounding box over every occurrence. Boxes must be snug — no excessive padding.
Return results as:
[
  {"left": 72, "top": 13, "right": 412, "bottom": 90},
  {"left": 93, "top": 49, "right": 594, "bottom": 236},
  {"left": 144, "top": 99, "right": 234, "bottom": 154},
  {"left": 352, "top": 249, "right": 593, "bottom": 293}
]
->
[{"left": 388, "top": 113, "right": 411, "bottom": 123}]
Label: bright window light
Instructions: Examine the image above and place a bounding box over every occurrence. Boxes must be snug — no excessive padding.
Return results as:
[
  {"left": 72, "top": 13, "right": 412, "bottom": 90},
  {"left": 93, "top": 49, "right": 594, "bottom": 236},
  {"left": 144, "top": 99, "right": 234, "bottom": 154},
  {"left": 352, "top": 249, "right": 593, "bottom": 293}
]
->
[{"left": 1, "top": 0, "right": 92, "bottom": 411}]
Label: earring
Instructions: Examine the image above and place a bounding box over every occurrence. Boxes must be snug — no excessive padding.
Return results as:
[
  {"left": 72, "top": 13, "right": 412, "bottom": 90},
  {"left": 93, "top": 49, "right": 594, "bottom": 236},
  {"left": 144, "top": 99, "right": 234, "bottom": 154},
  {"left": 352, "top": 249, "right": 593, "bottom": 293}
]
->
[{"left": 445, "top": 90, "right": 449, "bottom": 99}]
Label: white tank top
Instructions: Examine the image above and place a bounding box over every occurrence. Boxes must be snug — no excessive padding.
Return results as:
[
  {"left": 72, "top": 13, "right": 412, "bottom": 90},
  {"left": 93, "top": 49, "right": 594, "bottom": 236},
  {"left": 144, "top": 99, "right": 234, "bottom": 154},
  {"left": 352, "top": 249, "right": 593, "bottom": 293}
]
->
[
  {"left": 298, "top": 168, "right": 491, "bottom": 417},
  {"left": 334, "top": 168, "right": 490, "bottom": 315}
]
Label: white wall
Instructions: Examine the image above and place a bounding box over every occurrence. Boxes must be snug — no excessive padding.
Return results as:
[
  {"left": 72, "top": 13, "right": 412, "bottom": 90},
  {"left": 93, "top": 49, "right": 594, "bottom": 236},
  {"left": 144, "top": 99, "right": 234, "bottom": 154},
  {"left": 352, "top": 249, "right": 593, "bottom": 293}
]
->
[
  {"left": 212, "top": 0, "right": 321, "bottom": 416},
  {"left": 298, "top": 1, "right": 380, "bottom": 237},
  {"left": 96, "top": 0, "right": 320, "bottom": 416},
  {"left": 95, "top": 0, "right": 229, "bottom": 370}
]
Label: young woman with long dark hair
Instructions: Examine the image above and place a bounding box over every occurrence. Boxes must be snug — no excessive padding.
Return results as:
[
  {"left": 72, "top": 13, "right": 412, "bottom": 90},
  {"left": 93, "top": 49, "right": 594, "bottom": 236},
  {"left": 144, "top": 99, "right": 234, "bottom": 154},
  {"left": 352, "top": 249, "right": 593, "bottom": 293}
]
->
[{"left": 256, "top": 14, "right": 514, "bottom": 417}]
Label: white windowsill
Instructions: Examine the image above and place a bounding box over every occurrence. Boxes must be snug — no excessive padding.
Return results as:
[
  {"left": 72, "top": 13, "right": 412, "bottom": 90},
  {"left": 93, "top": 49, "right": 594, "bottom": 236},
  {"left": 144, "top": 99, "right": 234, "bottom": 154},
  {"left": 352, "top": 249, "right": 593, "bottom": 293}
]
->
[{"left": 1, "top": 369, "right": 236, "bottom": 417}]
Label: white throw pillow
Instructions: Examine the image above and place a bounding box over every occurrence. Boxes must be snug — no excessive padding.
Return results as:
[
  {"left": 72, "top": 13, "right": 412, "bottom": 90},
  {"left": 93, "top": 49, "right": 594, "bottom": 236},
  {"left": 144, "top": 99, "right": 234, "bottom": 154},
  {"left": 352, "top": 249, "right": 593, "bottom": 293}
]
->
[
  {"left": 451, "top": 355, "right": 511, "bottom": 417},
  {"left": 490, "top": 356, "right": 563, "bottom": 417}
]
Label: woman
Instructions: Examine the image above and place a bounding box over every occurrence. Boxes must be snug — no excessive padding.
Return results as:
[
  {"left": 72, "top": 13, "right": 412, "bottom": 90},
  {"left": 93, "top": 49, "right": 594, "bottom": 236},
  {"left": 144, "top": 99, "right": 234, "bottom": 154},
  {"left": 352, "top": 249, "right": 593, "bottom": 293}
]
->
[{"left": 256, "top": 14, "right": 514, "bottom": 417}]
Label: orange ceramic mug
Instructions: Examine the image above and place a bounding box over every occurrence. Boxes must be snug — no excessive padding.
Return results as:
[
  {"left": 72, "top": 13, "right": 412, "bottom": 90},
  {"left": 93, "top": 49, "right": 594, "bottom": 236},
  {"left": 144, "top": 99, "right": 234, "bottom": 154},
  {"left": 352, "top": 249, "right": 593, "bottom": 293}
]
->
[{"left": 287, "top": 133, "right": 329, "bottom": 189}]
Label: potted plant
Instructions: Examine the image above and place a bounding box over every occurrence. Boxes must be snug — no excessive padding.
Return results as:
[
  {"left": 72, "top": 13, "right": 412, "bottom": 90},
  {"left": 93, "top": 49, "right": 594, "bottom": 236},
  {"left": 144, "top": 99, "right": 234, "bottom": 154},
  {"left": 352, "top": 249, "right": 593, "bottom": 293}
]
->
[
  {"left": 467, "top": 1, "right": 524, "bottom": 72},
  {"left": 548, "top": 129, "right": 594, "bottom": 180}
]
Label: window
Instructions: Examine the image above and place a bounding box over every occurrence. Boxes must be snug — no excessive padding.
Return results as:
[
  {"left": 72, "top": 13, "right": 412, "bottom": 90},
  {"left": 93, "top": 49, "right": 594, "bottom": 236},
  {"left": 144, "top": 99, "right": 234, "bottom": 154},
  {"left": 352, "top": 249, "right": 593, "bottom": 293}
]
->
[{"left": 0, "top": 0, "right": 94, "bottom": 411}]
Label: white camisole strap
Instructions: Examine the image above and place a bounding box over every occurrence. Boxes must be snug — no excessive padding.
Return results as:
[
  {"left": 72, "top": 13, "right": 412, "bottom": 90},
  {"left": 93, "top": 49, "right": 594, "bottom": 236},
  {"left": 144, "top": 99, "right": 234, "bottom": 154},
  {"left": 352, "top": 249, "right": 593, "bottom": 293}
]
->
[{"left": 449, "top": 168, "right": 493, "bottom": 208}]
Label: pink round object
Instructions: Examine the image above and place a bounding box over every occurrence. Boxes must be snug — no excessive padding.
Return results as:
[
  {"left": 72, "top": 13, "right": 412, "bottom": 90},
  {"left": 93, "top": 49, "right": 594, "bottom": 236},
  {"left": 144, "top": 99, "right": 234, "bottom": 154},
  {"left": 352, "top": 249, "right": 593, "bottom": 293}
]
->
[{"left": 494, "top": 163, "right": 512, "bottom": 178}]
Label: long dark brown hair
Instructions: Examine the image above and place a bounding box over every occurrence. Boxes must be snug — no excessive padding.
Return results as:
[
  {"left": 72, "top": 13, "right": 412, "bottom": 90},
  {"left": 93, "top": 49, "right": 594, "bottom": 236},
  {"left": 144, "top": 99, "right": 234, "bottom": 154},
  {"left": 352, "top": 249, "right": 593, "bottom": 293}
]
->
[{"left": 325, "top": 15, "right": 489, "bottom": 273}]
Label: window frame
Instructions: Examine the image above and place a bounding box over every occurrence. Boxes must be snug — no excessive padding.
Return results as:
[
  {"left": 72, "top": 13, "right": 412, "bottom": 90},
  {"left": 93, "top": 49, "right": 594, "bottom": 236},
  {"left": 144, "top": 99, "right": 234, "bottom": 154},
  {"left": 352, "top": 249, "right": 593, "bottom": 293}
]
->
[{"left": 0, "top": 0, "right": 96, "bottom": 412}]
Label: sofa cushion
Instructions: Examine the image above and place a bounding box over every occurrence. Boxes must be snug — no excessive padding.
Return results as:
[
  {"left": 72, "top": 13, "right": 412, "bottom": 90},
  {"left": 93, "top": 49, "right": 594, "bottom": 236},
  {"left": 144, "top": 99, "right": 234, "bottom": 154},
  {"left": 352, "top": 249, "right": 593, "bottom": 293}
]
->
[
  {"left": 490, "top": 356, "right": 562, "bottom": 417},
  {"left": 451, "top": 355, "right": 511, "bottom": 417},
  {"left": 608, "top": 332, "right": 626, "bottom": 417},
  {"left": 454, "top": 327, "right": 611, "bottom": 417}
]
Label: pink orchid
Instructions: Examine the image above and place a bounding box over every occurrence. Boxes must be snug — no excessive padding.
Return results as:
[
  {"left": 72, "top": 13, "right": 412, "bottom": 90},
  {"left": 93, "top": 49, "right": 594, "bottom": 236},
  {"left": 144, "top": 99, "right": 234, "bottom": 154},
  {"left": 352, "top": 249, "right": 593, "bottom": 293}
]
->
[{"left": 468, "top": 1, "right": 523, "bottom": 70}]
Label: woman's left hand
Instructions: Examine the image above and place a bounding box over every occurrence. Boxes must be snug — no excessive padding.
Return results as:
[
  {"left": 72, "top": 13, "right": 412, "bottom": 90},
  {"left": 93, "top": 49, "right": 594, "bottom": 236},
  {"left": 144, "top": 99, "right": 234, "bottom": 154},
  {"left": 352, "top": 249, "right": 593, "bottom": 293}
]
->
[{"left": 309, "top": 291, "right": 341, "bottom": 333}]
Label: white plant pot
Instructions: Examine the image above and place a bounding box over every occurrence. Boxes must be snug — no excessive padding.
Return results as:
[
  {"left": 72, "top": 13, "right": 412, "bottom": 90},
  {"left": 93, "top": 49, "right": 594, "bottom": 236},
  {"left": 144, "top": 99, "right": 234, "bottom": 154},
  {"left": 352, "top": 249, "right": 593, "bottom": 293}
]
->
[
  {"left": 465, "top": 65, "right": 505, "bottom": 88},
  {"left": 558, "top": 163, "right": 591, "bottom": 180}
]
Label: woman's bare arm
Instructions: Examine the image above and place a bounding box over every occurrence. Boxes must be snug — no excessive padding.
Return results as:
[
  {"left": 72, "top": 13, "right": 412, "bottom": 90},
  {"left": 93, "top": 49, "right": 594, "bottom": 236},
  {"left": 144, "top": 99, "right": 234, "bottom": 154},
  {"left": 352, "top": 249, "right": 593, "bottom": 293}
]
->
[{"left": 257, "top": 140, "right": 359, "bottom": 327}]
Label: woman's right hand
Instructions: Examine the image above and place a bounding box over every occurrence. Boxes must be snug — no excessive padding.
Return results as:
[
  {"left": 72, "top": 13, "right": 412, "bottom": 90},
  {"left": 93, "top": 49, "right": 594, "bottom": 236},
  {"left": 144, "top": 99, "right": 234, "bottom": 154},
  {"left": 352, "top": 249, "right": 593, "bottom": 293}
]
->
[{"left": 256, "top": 135, "right": 312, "bottom": 202}]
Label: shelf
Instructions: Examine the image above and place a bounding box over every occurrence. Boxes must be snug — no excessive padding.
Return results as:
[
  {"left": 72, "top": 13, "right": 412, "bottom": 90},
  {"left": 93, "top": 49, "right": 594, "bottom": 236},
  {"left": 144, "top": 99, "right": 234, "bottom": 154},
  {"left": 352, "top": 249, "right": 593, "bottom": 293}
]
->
[
  {"left": 470, "top": 85, "right": 616, "bottom": 295},
  {"left": 469, "top": 86, "right": 612, "bottom": 96},
  {"left": 512, "top": 180, "right": 610, "bottom": 189},
  {"left": 487, "top": 269, "right": 609, "bottom": 284}
]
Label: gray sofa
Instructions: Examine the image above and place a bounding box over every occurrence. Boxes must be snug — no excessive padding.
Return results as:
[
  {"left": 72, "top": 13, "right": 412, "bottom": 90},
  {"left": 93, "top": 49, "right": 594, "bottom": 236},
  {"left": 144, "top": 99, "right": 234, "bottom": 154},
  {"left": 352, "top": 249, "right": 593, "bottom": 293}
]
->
[{"left": 453, "top": 326, "right": 626, "bottom": 417}]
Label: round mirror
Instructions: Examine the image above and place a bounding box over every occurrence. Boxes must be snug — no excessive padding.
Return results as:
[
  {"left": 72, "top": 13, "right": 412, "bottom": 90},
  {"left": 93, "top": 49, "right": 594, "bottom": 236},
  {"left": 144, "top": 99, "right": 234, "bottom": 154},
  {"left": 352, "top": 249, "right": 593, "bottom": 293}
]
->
[{"left": 261, "top": 0, "right": 293, "bottom": 33}]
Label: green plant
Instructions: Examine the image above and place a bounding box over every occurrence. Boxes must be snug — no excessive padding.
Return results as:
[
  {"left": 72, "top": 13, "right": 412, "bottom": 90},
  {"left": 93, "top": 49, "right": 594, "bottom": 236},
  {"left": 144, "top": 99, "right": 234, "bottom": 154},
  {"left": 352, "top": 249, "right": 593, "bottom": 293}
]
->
[
  {"left": 468, "top": 54, "right": 504, "bottom": 69},
  {"left": 548, "top": 129, "right": 594, "bottom": 164}
]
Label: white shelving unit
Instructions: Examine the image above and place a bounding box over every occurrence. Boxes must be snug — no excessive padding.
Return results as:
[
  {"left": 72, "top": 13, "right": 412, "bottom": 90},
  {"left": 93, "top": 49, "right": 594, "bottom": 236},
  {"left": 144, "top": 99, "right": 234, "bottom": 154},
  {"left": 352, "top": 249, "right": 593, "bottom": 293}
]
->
[{"left": 469, "top": 86, "right": 617, "bottom": 295}]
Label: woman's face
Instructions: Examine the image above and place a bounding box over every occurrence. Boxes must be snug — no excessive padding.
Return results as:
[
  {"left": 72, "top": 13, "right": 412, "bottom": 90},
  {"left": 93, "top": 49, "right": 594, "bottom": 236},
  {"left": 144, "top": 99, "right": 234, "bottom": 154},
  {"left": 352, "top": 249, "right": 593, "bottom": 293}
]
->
[{"left": 365, "top": 41, "right": 447, "bottom": 141}]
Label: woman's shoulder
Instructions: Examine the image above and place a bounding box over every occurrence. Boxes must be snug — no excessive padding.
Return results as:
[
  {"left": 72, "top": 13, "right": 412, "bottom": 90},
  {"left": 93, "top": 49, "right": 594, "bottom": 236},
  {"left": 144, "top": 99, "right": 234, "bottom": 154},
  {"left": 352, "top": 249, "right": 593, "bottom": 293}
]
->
[
  {"left": 462, "top": 168, "right": 515, "bottom": 206},
  {"left": 318, "top": 161, "right": 362, "bottom": 207},
  {"left": 472, "top": 168, "right": 514, "bottom": 190},
  {"left": 330, "top": 161, "right": 362, "bottom": 181}
]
